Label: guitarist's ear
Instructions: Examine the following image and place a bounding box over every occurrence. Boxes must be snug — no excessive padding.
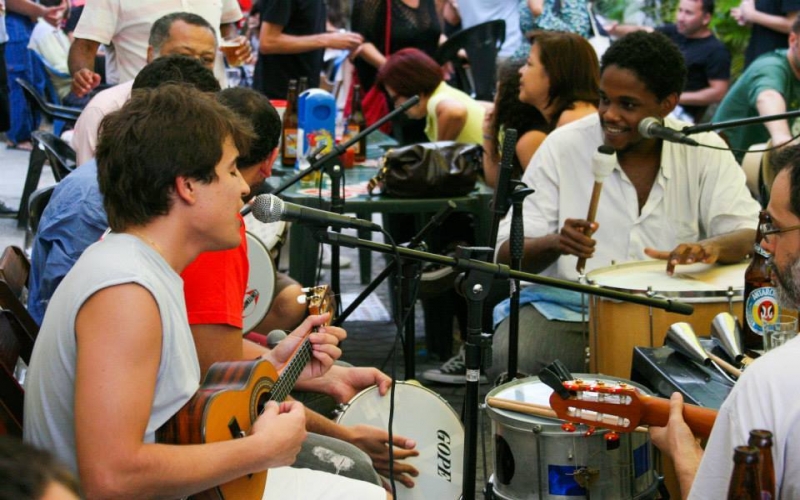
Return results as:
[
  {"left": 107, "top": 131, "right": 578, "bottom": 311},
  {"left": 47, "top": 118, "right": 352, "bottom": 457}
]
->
[{"left": 175, "top": 176, "right": 198, "bottom": 205}]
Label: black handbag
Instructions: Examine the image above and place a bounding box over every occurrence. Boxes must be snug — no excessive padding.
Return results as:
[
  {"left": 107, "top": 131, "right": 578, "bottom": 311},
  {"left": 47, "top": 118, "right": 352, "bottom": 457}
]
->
[{"left": 368, "top": 141, "right": 483, "bottom": 198}]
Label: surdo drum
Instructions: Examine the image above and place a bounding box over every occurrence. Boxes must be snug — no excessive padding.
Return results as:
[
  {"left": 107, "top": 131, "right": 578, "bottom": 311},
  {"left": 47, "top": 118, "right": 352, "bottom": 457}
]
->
[{"left": 587, "top": 261, "right": 746, "bottom": 378}]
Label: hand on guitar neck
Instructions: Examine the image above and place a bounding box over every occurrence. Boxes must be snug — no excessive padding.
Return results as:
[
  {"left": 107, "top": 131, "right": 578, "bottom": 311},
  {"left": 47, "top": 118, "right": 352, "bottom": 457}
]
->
[{"left": 262, "top": 285, "right": 344, "bottom": 382}]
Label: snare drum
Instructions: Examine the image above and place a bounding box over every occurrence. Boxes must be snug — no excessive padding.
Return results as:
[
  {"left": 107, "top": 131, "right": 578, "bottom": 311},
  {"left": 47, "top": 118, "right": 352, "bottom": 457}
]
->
[
  {"left": 587, "top": 260, "right": 746, "bottom": 378},
  {"left": 486, "top": 375, "right": 657, "bottom": 500},
  {"left": 243, "top": 231, "right": 276, "bottom": 334},
  {"left": 335, "top": 381, "right": 463, "bottom": 500}
]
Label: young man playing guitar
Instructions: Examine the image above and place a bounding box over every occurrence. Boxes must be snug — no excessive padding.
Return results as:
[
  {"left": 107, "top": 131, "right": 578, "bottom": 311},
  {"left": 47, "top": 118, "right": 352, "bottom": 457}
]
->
[
  {"left": 22, "top": 84, "right": 389, "bottom": 499},
  {"left": 651, "top": 144, "right": 800, "bottom": 499},
  {"left": 182, "top": 87, "right": 419, "bottom": 488}
]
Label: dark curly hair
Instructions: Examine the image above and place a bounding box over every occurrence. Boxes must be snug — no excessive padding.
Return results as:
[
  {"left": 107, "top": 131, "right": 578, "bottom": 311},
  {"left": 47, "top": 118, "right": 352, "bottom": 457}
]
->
[
  {"left": 490, "top": 58, "right": 548, "bottom": 176},
  {"left": 600, "top": 31, "right": 686, "bottom": 101}
]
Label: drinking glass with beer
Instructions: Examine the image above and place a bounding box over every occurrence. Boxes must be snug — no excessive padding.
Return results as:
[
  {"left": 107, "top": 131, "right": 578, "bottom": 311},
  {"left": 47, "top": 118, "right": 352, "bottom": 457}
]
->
[{"left": 221, "top": 35, "right": 249, "bottom": 67}]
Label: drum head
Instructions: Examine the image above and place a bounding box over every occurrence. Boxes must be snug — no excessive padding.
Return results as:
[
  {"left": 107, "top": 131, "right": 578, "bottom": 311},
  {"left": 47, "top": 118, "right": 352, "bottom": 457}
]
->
[
  {"left": 244, "top": 213, "right": 287, "bottom": 255},
  {"left": 243, "top": 232, "right": 276, "bottom": 334},
  {"left": 587, "top": 260, "right": 746, "bottom": 303},
  {"left": 336, "top": 382, "right": 464, "bottom": 500}
]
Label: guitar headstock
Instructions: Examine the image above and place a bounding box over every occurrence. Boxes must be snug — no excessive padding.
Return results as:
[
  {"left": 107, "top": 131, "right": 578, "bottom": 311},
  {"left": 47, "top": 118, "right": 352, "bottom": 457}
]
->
[
  {"left": 299, "top": 285, "right": 335, "bottom": 324},
  {"left": 548, "top": 379, "right": 646, "bottom": 433}
]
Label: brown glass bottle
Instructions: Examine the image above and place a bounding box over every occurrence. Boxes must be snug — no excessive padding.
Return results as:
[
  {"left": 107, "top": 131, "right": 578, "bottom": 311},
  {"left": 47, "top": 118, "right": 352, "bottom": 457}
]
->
[
  {"left": 281, "top": 80, "right": 299, "bottom": 167},
  {"left": 728, "top": 446, "right": 762, "bottom": 500},
  {"left": 742, "top": 211, "right": 781, "bottom": 350},
  {"left": 749, "top": 430, "right": 776, "bottom": 499},
  {"left": 298, "top": 76, "right": 308, "bottom": 94},
  {"left": 344, "top": 84, "right": 367, "bottom": 162}
]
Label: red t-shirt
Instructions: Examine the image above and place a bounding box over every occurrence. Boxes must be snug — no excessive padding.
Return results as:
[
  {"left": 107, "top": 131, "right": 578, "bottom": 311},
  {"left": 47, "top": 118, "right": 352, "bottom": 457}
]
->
[{"left": 182, "top": 215, "right": 248, "bottom": 329}]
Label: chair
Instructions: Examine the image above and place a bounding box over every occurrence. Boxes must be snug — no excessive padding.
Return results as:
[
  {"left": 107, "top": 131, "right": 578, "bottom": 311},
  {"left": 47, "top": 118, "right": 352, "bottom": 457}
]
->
[
  {"left": 25, "top": 185, "right": 56, "bottom": 254},
  {"left": 15, "top": 77, "right": 81, "bottom": 127},
  {"left": 0, "top": 309, "right": 32, "bottom": 437},
  {"left": 435, "top": 20, "right": 506, "bottom": 101},
  {"left": 17, "top": 131, "right": 76, "bottom": 229},
  {"left": 0, "top": 246, "right": 38, "bottom": 340}
]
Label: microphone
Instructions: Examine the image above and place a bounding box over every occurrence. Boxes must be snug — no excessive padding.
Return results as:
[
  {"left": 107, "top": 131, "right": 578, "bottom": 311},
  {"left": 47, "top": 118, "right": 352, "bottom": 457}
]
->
[
  {"left": 638, "top": 117, "right": 699, "bottom": 146},
  {"left": 266, "top": 329, "right": 287, "bottom": 349},
  {"left": 251, "top": 194, "right": 382, "bottom": 232},
  {"left": 576, "top": 145, "right": 617, "bottom": 274}
]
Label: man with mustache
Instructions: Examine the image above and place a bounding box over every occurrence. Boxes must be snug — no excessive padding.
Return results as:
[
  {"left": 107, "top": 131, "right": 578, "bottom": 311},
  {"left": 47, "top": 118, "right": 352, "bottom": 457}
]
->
[{"left": 652, "top": 144, "right": 800, "bottom": 498}]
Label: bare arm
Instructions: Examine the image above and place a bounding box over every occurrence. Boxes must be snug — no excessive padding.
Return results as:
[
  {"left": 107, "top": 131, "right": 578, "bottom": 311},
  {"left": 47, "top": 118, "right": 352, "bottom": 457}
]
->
[
  {"left": 678, "top": 79, "right": 729, "bottom": 107},
  {"left": 68, "top": 38, "right": 102, "bottom": 97},
  {"left": 644, "top": 228, "right": 755, "bottom": 275},
  {"left": 435, "top": 99, "right": 468, "bottom": 141},
  {"left": 258, "top": 22, "right": 363, "bottom": 55},
  {"left": 737, "top": 0, "right": 798, "bottom": 33},
  {"left": 756, "top": 88, "right": 795, "bottom": 146},
  {"left": 604, "top": 22, "right": 652, "bottom": 37},
  {"left": 353, "top": 42, "right": 386, "bottom": 69},
  {"left": 515, "top": 130, "right": 547, "bottom": 173},
  {"left": 527, "top": 0, "right": 544, "bottom": 16},
  {"left": 74, "top": 284, "right": 303, "bottom": 499}
]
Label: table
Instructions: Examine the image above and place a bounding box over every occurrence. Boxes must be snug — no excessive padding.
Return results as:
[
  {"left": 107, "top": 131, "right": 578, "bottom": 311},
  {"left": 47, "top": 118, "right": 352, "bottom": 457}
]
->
[{"left": 268, "top": 165, "right": 494, "bottom": 287}]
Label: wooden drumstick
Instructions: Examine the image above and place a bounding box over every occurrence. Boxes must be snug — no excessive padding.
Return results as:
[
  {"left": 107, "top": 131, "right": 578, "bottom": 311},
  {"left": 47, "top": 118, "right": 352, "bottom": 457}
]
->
[
  {"left": 576, "top": 145, "right": 617, "bottom": 274},
  {"left": 486, "top": 396, "right": 648, "bottom": 433},
  {"left": 706, "top": 351, "right": 743, "bottom": 378}
]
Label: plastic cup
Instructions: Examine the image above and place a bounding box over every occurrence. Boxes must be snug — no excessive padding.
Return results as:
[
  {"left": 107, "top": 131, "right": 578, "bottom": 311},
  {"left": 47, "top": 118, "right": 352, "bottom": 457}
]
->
[{"left": 764, "top": 315, "right": 798, "bottom": 352}]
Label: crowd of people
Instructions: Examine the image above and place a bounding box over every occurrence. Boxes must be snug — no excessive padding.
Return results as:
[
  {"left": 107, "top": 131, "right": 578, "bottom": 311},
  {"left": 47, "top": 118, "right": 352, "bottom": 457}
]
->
[{"left": 3, "top": 0, "right": 800, "bottom": 498}]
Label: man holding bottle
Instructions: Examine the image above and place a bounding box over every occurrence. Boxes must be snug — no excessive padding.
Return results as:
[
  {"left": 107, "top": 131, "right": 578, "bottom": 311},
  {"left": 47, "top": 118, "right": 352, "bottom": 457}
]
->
[{"left": 653, "top": 144, "right": 800, "bottom": 498}]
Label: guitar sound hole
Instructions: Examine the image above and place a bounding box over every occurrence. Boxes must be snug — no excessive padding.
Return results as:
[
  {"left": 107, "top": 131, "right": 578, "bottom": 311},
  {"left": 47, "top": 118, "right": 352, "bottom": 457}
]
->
[{"left": 256, "top": 391, "right": 273, "bottom": 415}]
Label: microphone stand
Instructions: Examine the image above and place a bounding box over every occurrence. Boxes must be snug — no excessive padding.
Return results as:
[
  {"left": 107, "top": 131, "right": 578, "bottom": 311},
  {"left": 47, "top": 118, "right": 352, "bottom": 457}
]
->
[
  {"left": 682, "top": 109, "right": 800, "bottom": 135},
  {"left": 314, "top": 230, "right": 694, "bottom": 500},
  {"left": 332, "top": 201, "right": 457, "bottom": 380}
]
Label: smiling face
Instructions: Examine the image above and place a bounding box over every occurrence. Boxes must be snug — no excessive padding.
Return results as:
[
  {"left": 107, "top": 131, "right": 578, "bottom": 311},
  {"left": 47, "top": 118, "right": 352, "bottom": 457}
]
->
[
  {"left": 598, "top": 64, "right": 677, "bottom": 153},
  {"left": 518, "top": 42, "right": 551, "bottom": 114}
]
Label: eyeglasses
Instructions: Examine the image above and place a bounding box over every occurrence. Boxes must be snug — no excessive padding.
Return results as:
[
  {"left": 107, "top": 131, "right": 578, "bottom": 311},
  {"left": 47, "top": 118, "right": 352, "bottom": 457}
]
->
[{"left": 760, "top": 221, "right": 800, "bottom": 243}]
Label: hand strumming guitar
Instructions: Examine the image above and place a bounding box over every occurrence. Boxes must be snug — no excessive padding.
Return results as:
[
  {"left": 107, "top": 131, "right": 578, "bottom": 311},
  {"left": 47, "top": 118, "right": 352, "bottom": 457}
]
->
[{"left": 261, "top": 313, "right": 345, "bottom": 382}]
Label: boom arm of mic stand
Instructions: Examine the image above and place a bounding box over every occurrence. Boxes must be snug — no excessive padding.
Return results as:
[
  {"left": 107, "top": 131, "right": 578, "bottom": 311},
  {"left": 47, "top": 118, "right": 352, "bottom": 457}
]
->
[
  {"left": 271, "top": 96, "right": 421, "bottom": 196},
  {"left": 682, "top": 109, "right": 800, "bottom": 135},
  {"left": 318, "top": 231, "right": 695, "bottom": 315}
]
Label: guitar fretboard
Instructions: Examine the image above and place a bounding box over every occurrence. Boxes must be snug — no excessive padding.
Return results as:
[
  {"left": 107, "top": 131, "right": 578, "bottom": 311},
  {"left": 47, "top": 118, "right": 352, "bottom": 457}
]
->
[{"left": 270, "top": 338, "right": 312, "bottom": 402}]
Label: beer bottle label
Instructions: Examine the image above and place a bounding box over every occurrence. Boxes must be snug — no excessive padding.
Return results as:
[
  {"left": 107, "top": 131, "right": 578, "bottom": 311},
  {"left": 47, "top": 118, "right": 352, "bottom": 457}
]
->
[
  {"left": 284, "top": 129, "right": 298, "bottom": 158},
  {"left": 745, "top": 286, "right": 780, "bottom": 335},
  {"left": 755, "top": 242, "right": 770, "bottom": 259},
  {"left": 347, "top": 124, "right": 361, "bottom": 155}
]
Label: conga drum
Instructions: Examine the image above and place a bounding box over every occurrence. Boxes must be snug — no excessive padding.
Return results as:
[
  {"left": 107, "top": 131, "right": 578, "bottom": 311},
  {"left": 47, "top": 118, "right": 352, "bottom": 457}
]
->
[{"left": 587, "top": 260, "right": 747, "bottom": 379}]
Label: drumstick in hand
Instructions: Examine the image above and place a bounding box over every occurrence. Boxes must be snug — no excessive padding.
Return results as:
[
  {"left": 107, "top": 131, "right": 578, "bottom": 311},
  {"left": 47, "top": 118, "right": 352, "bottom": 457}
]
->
[{"left": 576, "top": 145, "right": 617, "bottom": 274}]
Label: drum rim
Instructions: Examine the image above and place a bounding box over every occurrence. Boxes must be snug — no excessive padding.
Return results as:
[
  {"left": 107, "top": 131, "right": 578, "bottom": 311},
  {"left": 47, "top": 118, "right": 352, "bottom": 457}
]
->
[
  {"left": 243, "top": 231, "right": 277, "bottom": 334},
  {"left": 586, "top": 260, "right": 746, "bottom": 300}
]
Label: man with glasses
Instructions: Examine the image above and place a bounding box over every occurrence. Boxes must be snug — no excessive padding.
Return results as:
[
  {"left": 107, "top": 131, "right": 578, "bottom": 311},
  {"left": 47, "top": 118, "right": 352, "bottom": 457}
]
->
[{"left": 651, "top": 144, "right": 800, "bottom": 498}]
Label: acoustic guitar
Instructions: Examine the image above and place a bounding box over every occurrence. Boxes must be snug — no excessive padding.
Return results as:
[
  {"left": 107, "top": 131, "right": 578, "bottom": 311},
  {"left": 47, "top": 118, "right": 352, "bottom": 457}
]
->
[
  {"left": 156, "top": 285, "right": 334, "bottom": 499},
  {"left": 548, "top": 379, "right": 718, "bottom": 439}
]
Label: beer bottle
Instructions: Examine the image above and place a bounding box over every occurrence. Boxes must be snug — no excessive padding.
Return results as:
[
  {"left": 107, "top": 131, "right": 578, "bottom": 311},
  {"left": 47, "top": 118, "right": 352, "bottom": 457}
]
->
[
  {"left": 298, "top": 76, "right": 308, "bottom": 94},
  {"left": 749, "top": 430, "right": 776, "bottom": 499},
  {"left": 728, "top": 446, "right": 762, "bottom": 500},
  {"left": 742, "top": 211, "right": 780, "bottom": 350},
  {"left": 344, "top": 84, "right": 367, "bottom": 162},
  {"left": 281, "top": 80, "right": 299, "bottom": 168}
]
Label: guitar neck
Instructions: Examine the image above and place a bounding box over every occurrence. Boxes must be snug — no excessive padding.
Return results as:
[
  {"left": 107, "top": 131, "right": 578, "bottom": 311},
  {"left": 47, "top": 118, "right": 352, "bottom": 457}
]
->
[
  {"left": 640, "top": 395, "right": 717, "bottom": 438},
  {"left": 270, "top": 338, "right": 312, "bottom": 402}
]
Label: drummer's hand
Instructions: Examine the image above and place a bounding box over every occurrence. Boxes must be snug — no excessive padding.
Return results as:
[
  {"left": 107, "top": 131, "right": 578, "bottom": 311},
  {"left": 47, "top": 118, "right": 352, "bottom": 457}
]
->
[
  {"left": 346, "top": 424, "right": 420, "bottom": 488},
  {"left": 649, "top": 393, "right": 704, "bottom": 486},
  {"left": 294, "top": 365, "right": 392, "bottom": 403},
  {"left": 644, "top": 242, "right": 720, "bottom": 275},
  {"left": 557, "top": 218, "right": 598, "bottom": 258},
  {"left": 264, "top": 313, "right": 345, "bottom": 381}
]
